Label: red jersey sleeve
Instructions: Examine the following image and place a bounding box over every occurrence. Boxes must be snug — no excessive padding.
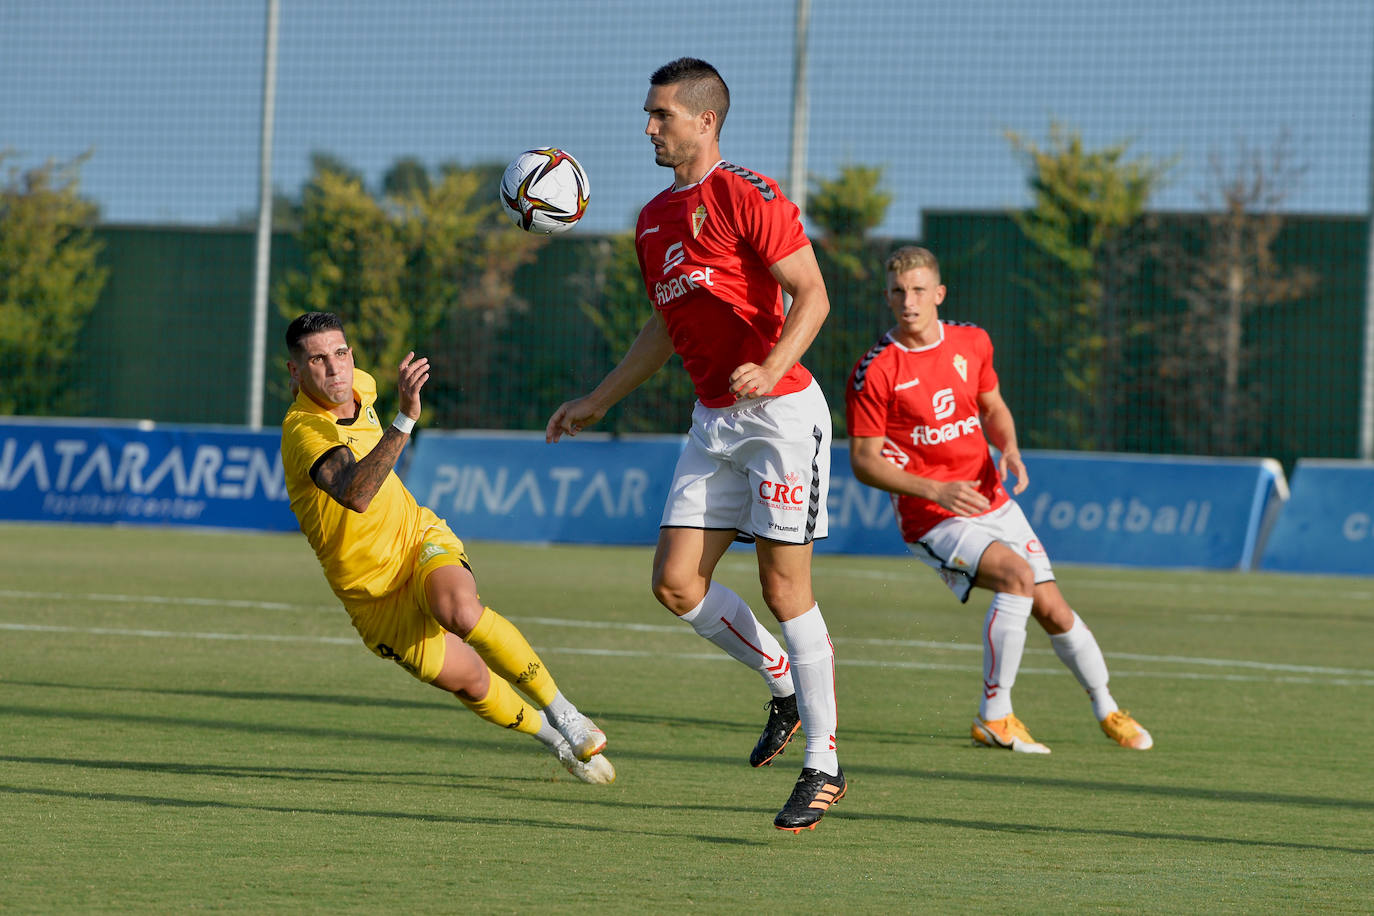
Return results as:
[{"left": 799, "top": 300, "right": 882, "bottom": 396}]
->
[
  {"left": 845, "top": 339, "right": 895, "bottom": 438},
  {"left": 729, "top": 166, "right": 809, "bottom": 267},
  {"left": 977, "top": 329, "right": 999, "bottom": 393}
]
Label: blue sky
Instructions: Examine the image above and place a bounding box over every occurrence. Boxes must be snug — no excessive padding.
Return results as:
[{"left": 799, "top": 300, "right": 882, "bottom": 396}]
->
[{"left": 3, "top": 0, "right": 1371, "bottom": 236}]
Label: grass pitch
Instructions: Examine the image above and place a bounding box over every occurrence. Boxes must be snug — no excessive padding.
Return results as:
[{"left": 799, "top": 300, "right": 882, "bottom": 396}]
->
[{"left": 1, "top": 522, "right": 1371, "bottom": 912}]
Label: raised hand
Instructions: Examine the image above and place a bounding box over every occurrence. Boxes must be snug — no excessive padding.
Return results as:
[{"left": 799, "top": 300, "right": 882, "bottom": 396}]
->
[{"left": 397, "top": 351, "right": 430, "bottom": 421}]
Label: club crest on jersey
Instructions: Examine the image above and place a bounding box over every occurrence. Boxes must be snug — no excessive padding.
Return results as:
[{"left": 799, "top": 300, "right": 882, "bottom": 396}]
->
[
  {"left": 365, "top": 406, "right": 379, "bottom": 426},
  {"left": 953, "top": 354, "right": 968, "bottom": 382},
  {"left": 691, "top": 204, "right": 707, "bottom": 238}
]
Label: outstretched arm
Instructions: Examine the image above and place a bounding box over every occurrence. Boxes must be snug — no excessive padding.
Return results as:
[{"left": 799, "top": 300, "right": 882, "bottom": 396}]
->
[
  {"left": 848, "top": 436, "right": 991, "bottom": 517},
  {"left": 977, "top": 384, "right": 1027, "bottom": 495},
  {"left": 728, "top": 244, "right": 830, "bottom": 399},
  {"left": 312, "top": 352, "right": 430, "bottom": 512},
  {"left": 545, "top": 310, "right": 675, "bottom": 442}
]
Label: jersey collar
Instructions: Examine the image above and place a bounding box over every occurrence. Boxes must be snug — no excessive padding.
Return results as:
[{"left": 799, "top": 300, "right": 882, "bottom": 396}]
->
[
  {"left": 885, "top": 320, "right": 946, "bottom": 353},
  {"left": 670, "top": 159, "right": 725, "bottom": 192}
]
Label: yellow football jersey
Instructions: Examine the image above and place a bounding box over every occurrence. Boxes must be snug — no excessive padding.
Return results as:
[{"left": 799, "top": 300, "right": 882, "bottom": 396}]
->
[{"left": 281, "top": 369, "right": 431, "bottom": 602}]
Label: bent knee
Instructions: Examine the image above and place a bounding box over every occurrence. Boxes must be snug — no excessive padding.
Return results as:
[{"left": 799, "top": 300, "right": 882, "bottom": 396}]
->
[
  {"left": 650, "top": 570, "right": 706, "bottom": 615},
  {"left": 975, "top": 552, "right": 1035, "bottom": 596},
  {"left": 429, "top": 591, "right": 486, "bottom": 637}
]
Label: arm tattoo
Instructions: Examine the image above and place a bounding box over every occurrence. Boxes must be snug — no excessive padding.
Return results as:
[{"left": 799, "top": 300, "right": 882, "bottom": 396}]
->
[{"left": 311, "top": 427, "right": 410, "bottom": 511}]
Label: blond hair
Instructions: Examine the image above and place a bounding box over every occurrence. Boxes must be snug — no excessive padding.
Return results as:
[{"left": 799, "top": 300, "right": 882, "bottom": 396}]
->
[{"left": 884, "top": 246, "right": 941, "bottom": 280}]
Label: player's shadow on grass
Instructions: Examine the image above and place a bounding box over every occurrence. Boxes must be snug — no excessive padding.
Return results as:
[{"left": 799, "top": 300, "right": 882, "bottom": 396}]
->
[
  {"left": 858, "top": 760, "right": 1374, "bottom": 813},
  {"left": 510, "top": 790, "right": 1374, "bottom": 856},
  {"left": 599, "top": 706, "right": 912, "bottom": 745},
  {"left": 0, "top": 782, "right": 767, "bottom": 847},
  {"left": 834, "top": 808, "right": 1374, "bottom": 856},
  {"left": 0, "top": 753, "right": 470, "bottom": 787},
  {"left": 7, "top": 679, "right": 457, "bottom": 713}
]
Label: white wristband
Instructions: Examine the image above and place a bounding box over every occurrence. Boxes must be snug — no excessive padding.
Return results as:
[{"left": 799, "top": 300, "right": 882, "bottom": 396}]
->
[{"left": 391, "top": 412, "right": 416, "bottom": 435}]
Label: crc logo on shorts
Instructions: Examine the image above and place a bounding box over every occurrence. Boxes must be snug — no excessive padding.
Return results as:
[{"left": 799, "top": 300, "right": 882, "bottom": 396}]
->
[
  {"left": 758, "top": 472, "right": 806, "bottom": 510},
  {"left": 932, "top": 387, "right": 956, "bottom": 420}
]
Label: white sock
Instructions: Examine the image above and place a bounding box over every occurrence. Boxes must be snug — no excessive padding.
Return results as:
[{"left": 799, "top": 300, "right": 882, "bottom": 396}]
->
[
  {"left": 541, "top": 690, "right": 577, "bottom": 724},
  {"left": 530, "top": 710, "right": 563, "bottom": 750},
  {"left": 779, "top": 604, "right": 839, "bottom": 776},
  {"left": 1049, "top": 612, "right": 1118, "bottom": 721},
  {"left": 679, "top": 582, "right": 796, "bottom": 696},
  {"left": 980, "top": 593, "right": 1033, "bottom": 721}
]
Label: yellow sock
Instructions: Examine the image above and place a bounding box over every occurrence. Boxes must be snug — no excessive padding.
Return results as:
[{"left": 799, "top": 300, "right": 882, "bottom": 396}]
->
[
  {"left": 465, "top": 607, "right": 558, "bottom": 707},
  {"left": 456, "top": 668, "right": 542, "bottom": 736}
]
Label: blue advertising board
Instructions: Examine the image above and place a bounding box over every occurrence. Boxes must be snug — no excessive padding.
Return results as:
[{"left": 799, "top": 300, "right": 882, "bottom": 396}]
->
[
  {"left": 1259, "top": 459, "right": 1374, "bottom": 576},
  {"left": 404, "top": 431, "right": 685, "bottom": 545},
  {"left": 403, "top": 432, "right": 909, "bottom": 553},
  {"left": 403, "top": 438, "right": 1286, "bottom": 570},
  {"left": 1011, "top": 452, "right": 1286, "bottom": 570},
  {"left": 0, "top": 420, "right": 1291, "bottom": 572},
  {"left": 0, "top": 418, "right": 296, "bottom": 531},
  {"left": 815, "top": 453, "right": 905, "bottom": 556}
]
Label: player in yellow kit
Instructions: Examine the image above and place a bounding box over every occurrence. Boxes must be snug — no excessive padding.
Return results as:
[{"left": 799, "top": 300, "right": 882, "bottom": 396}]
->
[{"left": 281, "top": 311, "right": 614, "bottom": 783}]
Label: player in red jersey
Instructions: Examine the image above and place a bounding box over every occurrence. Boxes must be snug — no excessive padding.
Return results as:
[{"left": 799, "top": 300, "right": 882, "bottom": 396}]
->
[
  {"left": 845, "top": 246, "right": 1152, "bottom": 753},
  {"left": 546, "top": 58, "right": 843, "bottom": 831}
]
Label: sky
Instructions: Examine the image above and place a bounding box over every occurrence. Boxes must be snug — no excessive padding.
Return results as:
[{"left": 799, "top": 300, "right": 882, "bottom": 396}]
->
[{"left": 2, "top": 0, "right": 1372, "bottom": 237}]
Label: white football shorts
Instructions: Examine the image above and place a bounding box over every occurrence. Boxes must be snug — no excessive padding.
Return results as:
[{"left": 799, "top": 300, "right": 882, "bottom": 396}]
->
[
  {"left": 661, "top": 378, "right": 831, "bottom": 544},
  {"left": 909, "top": 499, "right": 1055, "bottom": 602}
]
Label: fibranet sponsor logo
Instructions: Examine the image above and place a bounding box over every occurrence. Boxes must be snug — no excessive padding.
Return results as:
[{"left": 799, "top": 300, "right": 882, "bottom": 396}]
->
[
  {"left": 911, "top": 415, "right": 982, "bottom": 446},
  {"left": 661, "top": 241, "right": 686, "bottom": 273},
  {"left": 655, "top": 266, "right": 715, "bottom": 305},
  {"left": 1028, "top": 491, "right": 1212, "bottom": 536},
  {"left": 931, "top": 387, "right": 956, "bottom": 420}
]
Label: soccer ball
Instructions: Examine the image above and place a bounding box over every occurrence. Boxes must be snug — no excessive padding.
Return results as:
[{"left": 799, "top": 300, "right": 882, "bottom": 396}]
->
[{"left": 499, "top": 148, "right": 590, "bottom": 234}]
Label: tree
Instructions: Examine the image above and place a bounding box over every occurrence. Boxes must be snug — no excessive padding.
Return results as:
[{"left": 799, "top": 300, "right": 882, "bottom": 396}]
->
[
  {"left": 274, "top": 155, "right": 538, "bottom": 426},
  {"left": 382, "top": 156, "right": 431, "bottom": 198},
  {"left": 805, "top": 163, "right": 895, "bottom": 429},
  {"left": 1007, "top": 123, "right": 1171, "bottom": 450},
  {"left": 807, "top": 163, "right": 892, "bottom": 279},
  {"left": 0, "top": 152, "right": 107, "bottom": 415},
  {"left": 574, "top": 233, "right": 694, "bottom": 433},
  {"left": 1155, "top": 135, "right": 1318, "bottom": 454}
]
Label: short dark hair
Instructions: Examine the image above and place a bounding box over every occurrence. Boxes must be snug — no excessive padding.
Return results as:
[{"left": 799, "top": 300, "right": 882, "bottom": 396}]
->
[
  {"left": 285, "top": 311, "right": 345, "bottom": 357},
  {"left": 650, "top": 57, "right": 730, "bottom": 133}
]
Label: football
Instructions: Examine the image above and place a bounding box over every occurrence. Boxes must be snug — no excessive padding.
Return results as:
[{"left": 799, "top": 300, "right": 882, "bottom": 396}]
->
[{"left": 499, "top": 148, "right": 590, "bottom": 234}]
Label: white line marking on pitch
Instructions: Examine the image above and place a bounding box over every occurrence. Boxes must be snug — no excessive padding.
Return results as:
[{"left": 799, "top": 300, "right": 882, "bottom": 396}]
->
[
  {"left": 4, "top": 587, "right": 1371, "bottom": 679},
  {"left": 514, "top": 616, "right": 1374, "bottom": 678},
  {"left": 0, "top": 588, "right": 334, "bottom": 614},
  {"left": 3, "top": 620, "right": 1373, "bottom": 687},
  {"left": 716, "top": 559, "right": 1374, "bottom": 601}
]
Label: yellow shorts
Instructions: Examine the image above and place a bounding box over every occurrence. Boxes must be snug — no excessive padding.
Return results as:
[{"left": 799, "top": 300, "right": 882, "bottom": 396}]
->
[{"left": 344, "top": 520, "right": 470, "bottom": 684}]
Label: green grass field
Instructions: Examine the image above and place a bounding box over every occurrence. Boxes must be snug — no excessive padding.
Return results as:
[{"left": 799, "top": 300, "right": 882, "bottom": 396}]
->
[{"left": 2, "top": 522, "right": 1371, "bottom": 912}]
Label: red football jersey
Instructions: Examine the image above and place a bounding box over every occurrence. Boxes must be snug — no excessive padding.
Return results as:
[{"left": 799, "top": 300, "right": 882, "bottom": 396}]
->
[
  {"left": 845, "top": 321, "right": 1009, "bottom": 541},
  {"left": 635, "top": 161, "right": 813, "bottom": 407}
]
